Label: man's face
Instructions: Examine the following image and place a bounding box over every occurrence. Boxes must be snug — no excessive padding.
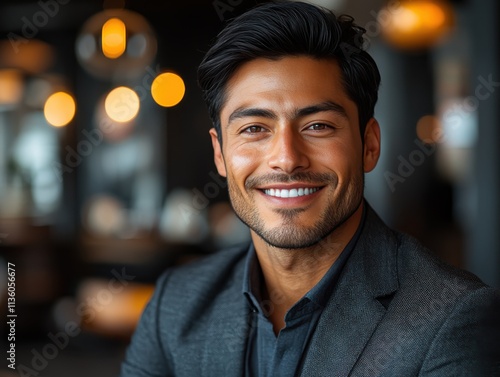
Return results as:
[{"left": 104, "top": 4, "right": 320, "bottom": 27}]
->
[{"left": 210, "top": 56, "right": 380, "bottom": 249}]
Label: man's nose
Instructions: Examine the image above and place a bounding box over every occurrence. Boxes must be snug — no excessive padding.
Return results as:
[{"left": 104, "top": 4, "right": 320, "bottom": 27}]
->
[{"left": 267, "top": 128, "right": 310, "bottom": 174}]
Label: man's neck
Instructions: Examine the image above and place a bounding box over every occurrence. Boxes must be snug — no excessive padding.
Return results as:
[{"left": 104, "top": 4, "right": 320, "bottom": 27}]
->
[{"left": 251, "top": 203, "right": 364, "bottom": 333}]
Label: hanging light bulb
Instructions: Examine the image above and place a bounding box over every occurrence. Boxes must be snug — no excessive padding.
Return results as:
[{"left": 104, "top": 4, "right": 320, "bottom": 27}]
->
[
  {"left": 102, "top": 17, "right": 127, "bottom": 59},
  {"left": 379, "top": 0, "right": 455, "bottom": 50},
  {"left": 75, "top": 9, "right": 157, "bottom": 80}
]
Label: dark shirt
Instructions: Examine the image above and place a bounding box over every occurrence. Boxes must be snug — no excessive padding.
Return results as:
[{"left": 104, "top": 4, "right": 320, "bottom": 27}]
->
[{"left": 242, "top": 209, "right": 365, "bottom": 377}]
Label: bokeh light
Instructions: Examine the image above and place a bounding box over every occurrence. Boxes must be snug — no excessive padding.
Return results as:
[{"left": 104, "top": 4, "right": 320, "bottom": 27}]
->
[
  {"left": 104, "top": 86, "right": 140, "bottom": 123},
  {"left": 44, "top": 91, "right": 76, "bottom": 127},
  {"left": 76, "top": 9, "right": 157, "bottom": 80},
  {"left": 95, "top": 94, "right": 136, "bottom": 142},
  {"left": 77, "top": 278, "right": 154, "bottom": 336},
  {"left": 417, "top": 115, "right": 442, "bottom": 144},
  {"left": 379, "top": 0, "right": 454, "bottom": 50},
  {"left": 0, "top": 69, "right": 23, "bottom": 106},
  {"left": 84, "top": 195, "right": 126, "bottom": 236},
  {"left": 102, "top": 18, "right": 126, "bottom": 59},
  {"left": 151, "top": 72, "right": 185, "bottom": 107},
  {"left": 0, "top": 39, "right": 55, "bottom": 74}
]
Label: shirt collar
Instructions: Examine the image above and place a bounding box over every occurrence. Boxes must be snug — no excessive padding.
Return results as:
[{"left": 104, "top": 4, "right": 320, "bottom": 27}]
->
[
  {"left": 305, "top": 205, "right": 366, "bottom": 307},
  {"left": 243, "top": 242, "right": 263, "bottom": 313}
]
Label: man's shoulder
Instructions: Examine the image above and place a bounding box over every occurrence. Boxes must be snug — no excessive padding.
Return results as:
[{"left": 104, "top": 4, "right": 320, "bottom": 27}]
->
[
  {"left": 395, "top": 231, "right": 488, "bottom": 292},
  {"left": 152, "top": 243, "right": 249, "bottom": 308},
  {"left": 387, "top": 230, "right": 499, "bottom": 334},
  {"left": 140, "top": 243, "right": 250, "bottom": 342},
  {"left": 339, "top": 213, "right": 500, "bottom": 377},
  {"left": 172, "top": 243, "right": 249, "bottom": 273},
  {"left": 362, "top": 204, "right": 489, "bottom": 293}
]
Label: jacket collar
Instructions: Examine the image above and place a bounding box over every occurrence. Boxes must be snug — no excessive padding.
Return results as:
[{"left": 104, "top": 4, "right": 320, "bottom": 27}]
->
[
  {"left": 299, "top": 203, "right": 400, "bottom": 376},
  {"left": 358, "top": 202, "right": 400, "bottom": 299}
]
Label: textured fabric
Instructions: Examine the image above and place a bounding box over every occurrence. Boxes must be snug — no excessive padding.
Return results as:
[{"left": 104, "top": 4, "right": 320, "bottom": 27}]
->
[
  {"left": 243, "top": 208, "right": 364, "bottom": 377},
  {"left": 120, "top": 204, "right": 500, "bottom": 377}
]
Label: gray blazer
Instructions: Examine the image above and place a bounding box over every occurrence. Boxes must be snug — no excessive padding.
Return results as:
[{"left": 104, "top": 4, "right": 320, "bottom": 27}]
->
[{"left": 120, "top": 206, "right": 500, "bottom": 376}]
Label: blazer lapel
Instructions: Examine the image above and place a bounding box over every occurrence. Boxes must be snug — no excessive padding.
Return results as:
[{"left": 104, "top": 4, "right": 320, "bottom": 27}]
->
[{"left": 300, "top": 205, "right": 400, "bottom": 376}]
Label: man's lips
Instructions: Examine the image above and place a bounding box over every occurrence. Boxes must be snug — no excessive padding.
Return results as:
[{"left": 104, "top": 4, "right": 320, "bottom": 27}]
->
[
  {"left": 247, "top": 173, "right": 333, "bottom": 201},
  {"left": 261, "top": 186, "right": 323, "bottom": 198}
]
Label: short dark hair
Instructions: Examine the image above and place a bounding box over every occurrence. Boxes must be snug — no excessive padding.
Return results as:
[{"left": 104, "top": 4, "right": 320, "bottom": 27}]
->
[{"left": 197, "top": 0, "right": 381, "bottom": 144}]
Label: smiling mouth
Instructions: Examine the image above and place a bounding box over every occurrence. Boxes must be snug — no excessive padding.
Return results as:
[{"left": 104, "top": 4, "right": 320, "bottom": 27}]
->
[{"left": 262, "top": 187, "right": 322, "bottom": 198}]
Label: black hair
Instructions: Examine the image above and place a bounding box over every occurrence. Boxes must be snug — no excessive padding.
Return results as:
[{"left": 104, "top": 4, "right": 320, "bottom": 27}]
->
[{"left": 197, "top": 0, "right": 381, "bottom": 144}]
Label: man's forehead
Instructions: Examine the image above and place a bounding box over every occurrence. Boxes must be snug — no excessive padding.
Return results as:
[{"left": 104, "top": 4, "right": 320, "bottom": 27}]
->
[{"left": 219, "top": 56, "right": 355, "bottom": 123}]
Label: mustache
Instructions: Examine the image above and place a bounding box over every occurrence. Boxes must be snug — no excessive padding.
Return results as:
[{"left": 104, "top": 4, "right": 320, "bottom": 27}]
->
[{"left": 245, "top": 172, "right": 337, "bottom": 189}]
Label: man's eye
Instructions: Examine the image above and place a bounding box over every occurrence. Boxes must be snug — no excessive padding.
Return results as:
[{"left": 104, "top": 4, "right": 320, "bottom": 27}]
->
[
  {"left": 308, "top": 123, "right": 331, "bottom": 131},
  {"left": 243, "top": 125, "right": 265, "bottom": 133}
]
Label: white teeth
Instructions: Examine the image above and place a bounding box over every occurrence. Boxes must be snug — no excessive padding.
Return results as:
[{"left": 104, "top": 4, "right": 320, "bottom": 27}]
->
[{"left": 263, "top": 187, "right": 320, "bottom": 198}]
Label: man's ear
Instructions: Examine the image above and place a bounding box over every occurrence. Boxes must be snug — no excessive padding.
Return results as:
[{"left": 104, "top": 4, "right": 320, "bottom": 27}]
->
[
  {"left": 209, "top": 128, "right": 227, "bottom": 177},
  {"left": 363, "top": 118, "right": 381, "bottom": 173}
]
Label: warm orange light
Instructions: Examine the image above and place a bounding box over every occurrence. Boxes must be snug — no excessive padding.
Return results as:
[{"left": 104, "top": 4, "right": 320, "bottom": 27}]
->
[
  {"left": 379, "top": 0, "right": 454, "bottom": 49},
  {"left": 0, "top": 70, "right": 23, "bottom": 106},
  {"left": 417, "top": 115, "right": 442, "bottom": 144},
  {"left": 102, "top": 18, "right": 126, "bottom": 59},
  {"left": 0, "top": 39, "right": 54, "bottom": 74},
  {"left": 77, "top": 279, "right": 154, "bottom": 336},
  {"left": 104, "top": 86, "right": 140, "bottom": 122},
  {"left": 151, "top": 72, "right": 185, "bottom": 107},
  {"left": 44, "top": 92, "right": 76, "bottom": 127}
]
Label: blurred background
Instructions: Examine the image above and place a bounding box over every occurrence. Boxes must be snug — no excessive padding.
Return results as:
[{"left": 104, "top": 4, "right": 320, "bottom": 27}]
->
[{"left": 0, "top": 0, "right": 498, "bottom": 375}]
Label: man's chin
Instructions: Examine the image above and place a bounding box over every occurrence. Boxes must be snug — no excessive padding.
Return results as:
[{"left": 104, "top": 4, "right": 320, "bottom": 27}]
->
[{"left": 252, "top": 225, "right": 331, "bottom": 250}]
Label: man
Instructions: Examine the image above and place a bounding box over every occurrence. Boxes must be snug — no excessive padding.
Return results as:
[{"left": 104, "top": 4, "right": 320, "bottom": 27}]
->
[{"left": 120, "top": 2, "right": 499, "bottom": 376}]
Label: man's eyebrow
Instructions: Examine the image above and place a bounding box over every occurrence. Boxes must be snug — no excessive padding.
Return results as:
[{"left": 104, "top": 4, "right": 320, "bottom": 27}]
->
[
  {"left": 227, "top": 107, "right": 278, "bottom": 127},
  {"left": 226, "top": 101, "right": 348, "bottom": 127},
  {"left": 294, "top": 101, "right": 348, "bottom": 119}
]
